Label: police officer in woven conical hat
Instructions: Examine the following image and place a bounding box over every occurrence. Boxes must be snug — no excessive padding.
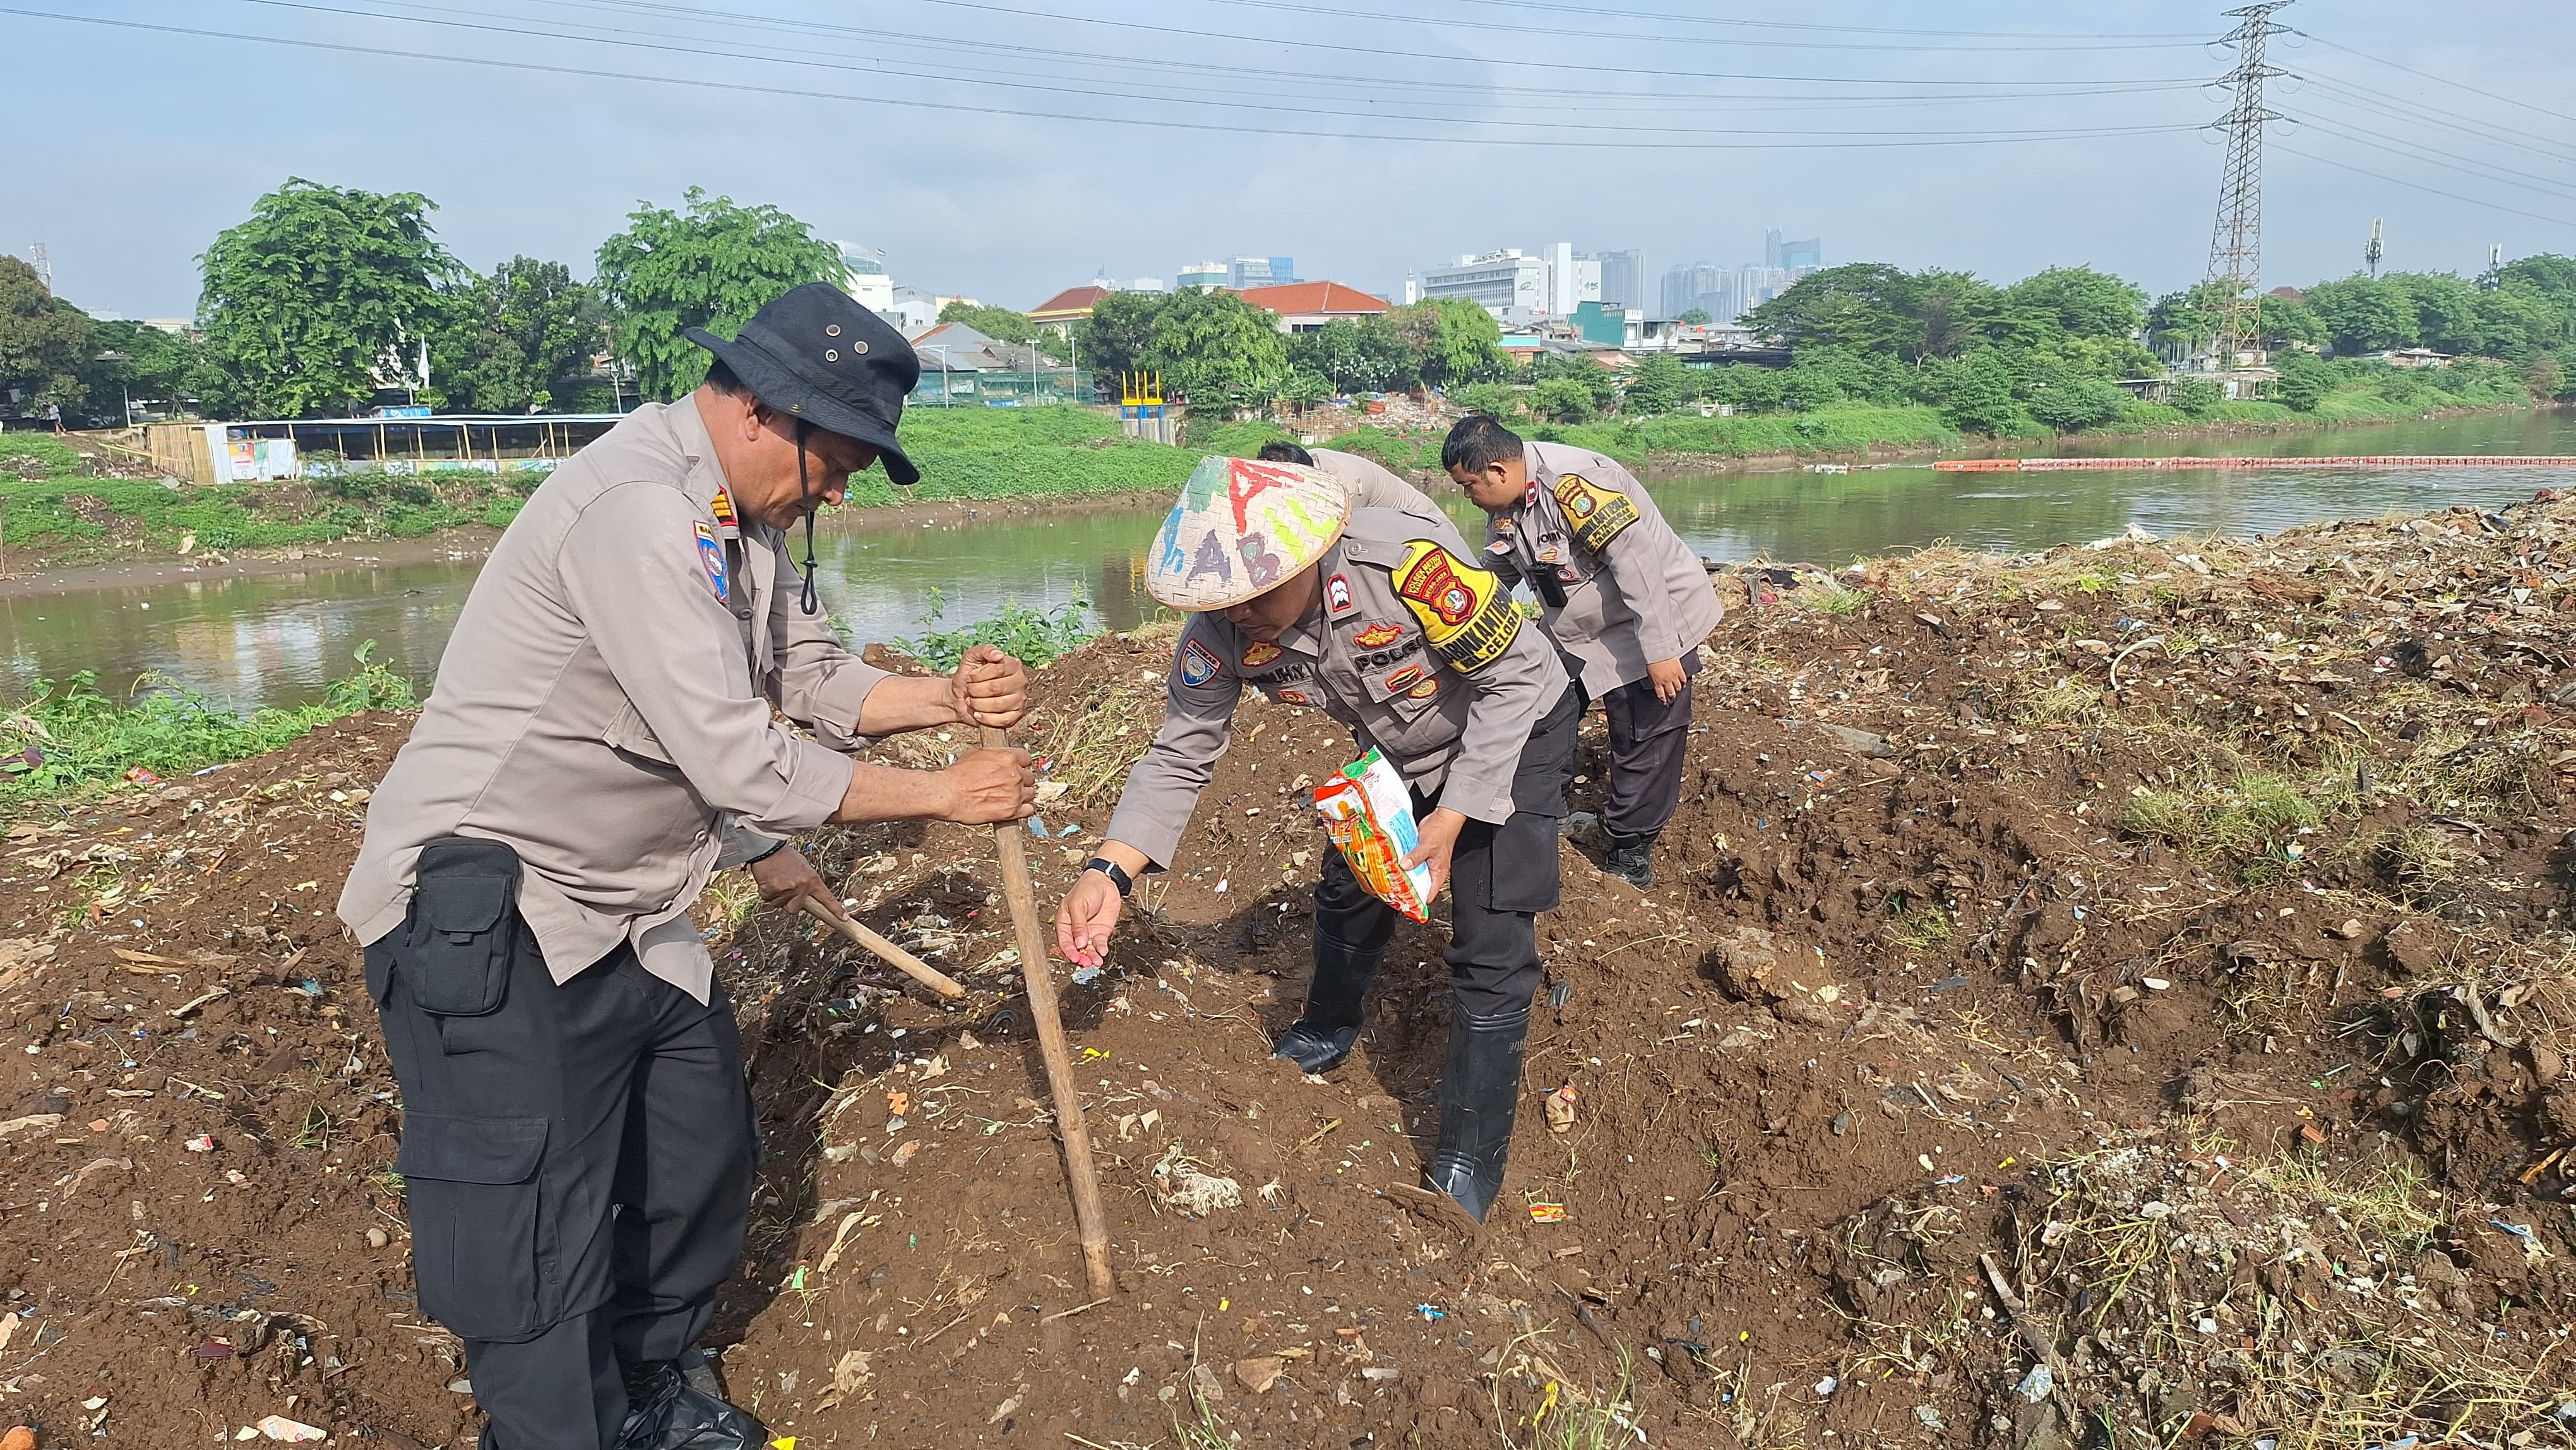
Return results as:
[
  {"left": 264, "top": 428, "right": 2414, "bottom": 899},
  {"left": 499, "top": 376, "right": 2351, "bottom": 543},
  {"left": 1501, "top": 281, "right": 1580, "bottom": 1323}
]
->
[
  {"left": 339, "top": 283, "right": 1035, "bottom": 1449},
  {"left": 1054, "top": 455, "right": 1578, "bottom": 1223}
]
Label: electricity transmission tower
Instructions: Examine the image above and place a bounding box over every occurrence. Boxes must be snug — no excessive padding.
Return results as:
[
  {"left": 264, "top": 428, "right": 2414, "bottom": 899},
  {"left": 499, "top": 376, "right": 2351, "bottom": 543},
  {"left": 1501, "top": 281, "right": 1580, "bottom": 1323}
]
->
[{"left": 2203, "top": 1, "right": 2292, "bottom": 378}]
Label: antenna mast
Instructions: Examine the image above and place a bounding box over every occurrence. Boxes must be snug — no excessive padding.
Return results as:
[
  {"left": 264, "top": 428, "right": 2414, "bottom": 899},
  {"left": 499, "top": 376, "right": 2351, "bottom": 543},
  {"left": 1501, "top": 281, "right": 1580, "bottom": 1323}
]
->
[
  {"left": 27, "top": 243, "right": 51, "bottom": 295},
  {"left": 2204, "top": 1, "right": 2292, "bottom": 377},
  {"left": 2364, "top": 219, "right": 2384, "bottom": 280}
]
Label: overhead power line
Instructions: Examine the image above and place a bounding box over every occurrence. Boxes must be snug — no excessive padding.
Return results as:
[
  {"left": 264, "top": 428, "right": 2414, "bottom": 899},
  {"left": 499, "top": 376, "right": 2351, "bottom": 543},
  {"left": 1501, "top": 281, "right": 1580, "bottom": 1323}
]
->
[
  {"left": 2289, "top": 30, "right": 2576, "bottom": 129},
  {"left": 0, "top": 7, "right": 2209, "bottom": 151},
  {"left": 2277, "top": 143, "right": 2576, "bottom": 231},
  {"left": 1110, "top": 0, "right": 2213, "bottom": 52}
]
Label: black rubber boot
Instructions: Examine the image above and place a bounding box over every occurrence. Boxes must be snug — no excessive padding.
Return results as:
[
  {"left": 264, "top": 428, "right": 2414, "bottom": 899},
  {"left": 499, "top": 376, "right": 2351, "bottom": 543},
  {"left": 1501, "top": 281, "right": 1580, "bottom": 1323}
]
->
[
  {"left": 1602, "top": 829, "right": 1659, "bottom": 888},
  {"left": 1422, "top": 1005, "right": 1532, "bottom": 1223},
  {"left": 617, "top": 1359, "right": 769, "bottom": 1450},
  {"left": 1273, "top": 930, "right": 1382, "bottom": 1074}
]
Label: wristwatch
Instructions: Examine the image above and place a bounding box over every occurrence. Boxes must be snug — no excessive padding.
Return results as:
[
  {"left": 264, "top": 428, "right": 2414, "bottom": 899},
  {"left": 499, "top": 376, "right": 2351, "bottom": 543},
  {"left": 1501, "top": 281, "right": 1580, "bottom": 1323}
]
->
[{"left": 1083, "top": 858, "right": 1135, "bottom": 898}]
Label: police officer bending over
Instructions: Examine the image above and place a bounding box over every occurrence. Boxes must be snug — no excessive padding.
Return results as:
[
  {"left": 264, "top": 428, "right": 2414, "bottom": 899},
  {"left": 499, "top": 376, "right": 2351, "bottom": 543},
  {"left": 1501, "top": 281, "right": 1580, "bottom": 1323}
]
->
[
  {"left": 1055, "top": 456, "right": 1577, "bottom": 1223},
  {"left": 338, "top": 284, "right": 1036, "bottom": 1450}
]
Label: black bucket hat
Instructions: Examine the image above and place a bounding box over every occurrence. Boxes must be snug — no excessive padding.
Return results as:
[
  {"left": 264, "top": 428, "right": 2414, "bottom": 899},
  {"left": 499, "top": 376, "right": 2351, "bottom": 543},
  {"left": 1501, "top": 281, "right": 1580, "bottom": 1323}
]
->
[{"left": 683, "top": 283, "right": 923, "bottom": 486}]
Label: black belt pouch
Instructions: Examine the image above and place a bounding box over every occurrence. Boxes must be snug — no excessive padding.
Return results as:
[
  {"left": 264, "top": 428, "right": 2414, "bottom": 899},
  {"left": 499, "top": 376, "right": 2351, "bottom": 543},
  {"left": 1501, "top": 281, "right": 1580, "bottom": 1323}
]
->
[{"left": 402, "top": 836, "right": 524, "bottom": 1017}]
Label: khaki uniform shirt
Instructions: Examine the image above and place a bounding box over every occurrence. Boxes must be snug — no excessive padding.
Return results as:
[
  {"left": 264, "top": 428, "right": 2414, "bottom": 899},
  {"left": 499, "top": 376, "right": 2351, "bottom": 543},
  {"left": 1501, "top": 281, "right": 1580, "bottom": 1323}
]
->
[
  {"left": 1482, "top": 441, "right": 1724, "bottom": 697},
  {"left": 1307, "top": 447, "right": 1448, "bottom": 528},
  {"left": 338, "top": 400, "right": 890, "bottom": 1002},
  {"left": 1104, "top": 508, "right": 1566, "bottom": 868}
]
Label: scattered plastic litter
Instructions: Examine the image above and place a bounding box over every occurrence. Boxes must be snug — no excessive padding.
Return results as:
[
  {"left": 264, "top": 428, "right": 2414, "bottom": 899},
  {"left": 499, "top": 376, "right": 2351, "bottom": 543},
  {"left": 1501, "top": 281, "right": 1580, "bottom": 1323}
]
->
[
  {"left": 2013, "top": 1364, "right": 2054, "bottom": 1403},
  {"left": 1528, "top": 1202, "right": 1566, "bottom": 1223}
]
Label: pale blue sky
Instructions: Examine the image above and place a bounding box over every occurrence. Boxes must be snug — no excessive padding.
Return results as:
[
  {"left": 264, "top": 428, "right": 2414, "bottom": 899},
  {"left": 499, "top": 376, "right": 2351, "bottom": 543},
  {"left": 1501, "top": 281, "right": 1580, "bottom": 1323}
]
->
[{"left": 6, "top": 1, "right": 2572, "bottom": 318}]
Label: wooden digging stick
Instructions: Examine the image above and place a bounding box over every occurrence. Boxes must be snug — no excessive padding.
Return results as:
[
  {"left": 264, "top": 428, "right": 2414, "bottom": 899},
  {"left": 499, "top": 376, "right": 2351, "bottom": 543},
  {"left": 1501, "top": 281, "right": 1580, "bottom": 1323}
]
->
[
  {"left": 796, "top": 898, "right": 967, "bottom": 1000},
  {"left": 984, "top": 722, "right": 1116, "bottom": 1300}
]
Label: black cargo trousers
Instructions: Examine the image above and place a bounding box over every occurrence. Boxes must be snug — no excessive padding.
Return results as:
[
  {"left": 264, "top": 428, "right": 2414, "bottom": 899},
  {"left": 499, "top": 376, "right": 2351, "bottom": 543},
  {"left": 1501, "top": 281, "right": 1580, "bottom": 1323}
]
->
[
  {"left": 365, "top": 915, "right": 757, "bottom": 1450},
  {"left": 1315, "top": 682, "right": 1580, "bottom": 1017}
]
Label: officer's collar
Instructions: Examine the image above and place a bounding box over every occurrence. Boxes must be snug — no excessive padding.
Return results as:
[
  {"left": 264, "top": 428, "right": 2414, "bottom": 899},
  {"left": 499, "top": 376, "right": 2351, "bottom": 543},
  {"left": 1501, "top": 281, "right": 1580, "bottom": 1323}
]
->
[{"left": 671, "top": 395, "right": 768, "bottom": 543}]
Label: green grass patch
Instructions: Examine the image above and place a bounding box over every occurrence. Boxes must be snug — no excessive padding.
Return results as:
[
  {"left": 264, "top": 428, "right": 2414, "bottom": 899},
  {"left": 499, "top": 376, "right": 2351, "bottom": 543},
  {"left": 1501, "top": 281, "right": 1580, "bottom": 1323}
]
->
[
  {"left": 1529, "top": 403, "right": 1960, "bottom": 469},
  {"left": 0, "top": 643, "right": 415, "bottom": 808},
  {"left": 0, "top": 457, "right": 545, "bottom": 558},
  {"left": 2119, "top": 771, "right": 2330, "bottom": 884},
  {"left": 849, "top": 404, "right": 1203, "bottom": 508}
]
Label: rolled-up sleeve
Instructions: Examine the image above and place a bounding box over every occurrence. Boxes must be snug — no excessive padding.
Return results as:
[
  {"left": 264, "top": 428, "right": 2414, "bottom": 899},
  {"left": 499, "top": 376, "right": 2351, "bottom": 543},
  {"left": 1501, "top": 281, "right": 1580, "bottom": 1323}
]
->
[
  {"left": 761, "top": 532, "right": 895, "bottom": 752},
  {"left": 1434, "top": 611, "right": 1562, "bottom": 826},
  {"left": 1102, "top": 623, "right": 1242, "bottom": 870},
  {"left": 559, "top": 483, "right": 854, "bottom": 832}
]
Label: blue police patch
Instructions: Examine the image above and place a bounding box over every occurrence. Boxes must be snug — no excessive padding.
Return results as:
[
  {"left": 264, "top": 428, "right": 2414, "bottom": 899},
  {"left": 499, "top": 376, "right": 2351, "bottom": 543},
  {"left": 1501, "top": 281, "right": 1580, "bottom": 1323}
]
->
[
  {"left": 1178, "top": 638, "right": 1222, "bottom": 688},
  {"left": 694, "top": 520, "right": 727, "bottom": 601}
]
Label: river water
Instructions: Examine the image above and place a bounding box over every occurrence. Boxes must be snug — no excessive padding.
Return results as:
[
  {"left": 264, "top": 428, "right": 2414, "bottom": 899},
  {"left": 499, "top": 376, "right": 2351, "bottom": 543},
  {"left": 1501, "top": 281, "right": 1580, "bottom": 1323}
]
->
[{"left": 7, "top": 409, "right": 2571, "bottom": 712}]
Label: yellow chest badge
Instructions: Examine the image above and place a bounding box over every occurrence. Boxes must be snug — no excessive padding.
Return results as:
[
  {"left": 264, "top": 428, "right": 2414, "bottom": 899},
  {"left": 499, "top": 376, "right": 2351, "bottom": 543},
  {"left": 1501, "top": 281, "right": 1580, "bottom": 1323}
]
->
[
  {"left": 1391, "top": 540, "right": 1520, "bottom": 674},
  {"left": 1242, "top": 642, "right": 1282, "bottom": 668}
]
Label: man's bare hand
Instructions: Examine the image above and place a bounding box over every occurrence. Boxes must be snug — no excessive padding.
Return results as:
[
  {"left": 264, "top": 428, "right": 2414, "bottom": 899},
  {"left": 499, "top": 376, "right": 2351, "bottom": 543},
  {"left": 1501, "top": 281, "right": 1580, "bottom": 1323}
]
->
[
  {"left": 1646, "top": 657, "right": 1688, "bottom": 704},
  {"left": 950, "top": 644, "right": 1029, "bottom": 730},
  {"left": 749, "top": 846, "right": 843, "bottom": 920},
  {"left": 939, "top": 746, "right": 1037, "bottom": 824},
  {"left": 1055, "top": 868, "right": 1125, "bottom": 968},
  {"left": 1402, "top": 806, "right": 1470, "bottom": 900}
]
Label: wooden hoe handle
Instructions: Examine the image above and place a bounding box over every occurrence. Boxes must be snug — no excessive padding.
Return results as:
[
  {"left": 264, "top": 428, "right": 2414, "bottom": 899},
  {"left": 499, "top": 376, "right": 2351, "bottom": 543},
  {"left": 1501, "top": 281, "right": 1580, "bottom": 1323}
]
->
[
  {"left": 796, "top": 898, "right": 967, "bottom": 1000},
  {"left": 985, "top": 724, "right": 1116, "bottom": 1300}
]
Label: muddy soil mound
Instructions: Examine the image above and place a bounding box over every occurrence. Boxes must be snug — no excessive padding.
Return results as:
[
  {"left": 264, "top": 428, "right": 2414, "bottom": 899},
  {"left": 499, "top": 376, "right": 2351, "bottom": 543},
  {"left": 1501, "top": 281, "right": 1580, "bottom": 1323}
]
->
[{"left": 3, "top": 496, "right": 2575, "bottom": 1447}]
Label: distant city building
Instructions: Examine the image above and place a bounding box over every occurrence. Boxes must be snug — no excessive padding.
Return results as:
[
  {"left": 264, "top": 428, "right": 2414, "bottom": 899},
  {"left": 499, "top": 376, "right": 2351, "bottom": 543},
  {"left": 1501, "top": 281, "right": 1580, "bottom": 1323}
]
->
[
  {"left": 1660, "top": 261, "right": 1730, "bottom": 322},
  {"left": 1766, "top": 230, "right": 1823, "bottom": 272},
  {"left": 1096, "top": 273, "right": 1168, "bottom": 294},
  {"left": 1174, "top": 256, "right": 1297, "bottom": 291},
  {"left": 835, "top": 242, "right": 893, "bottom": 311},
  {"left": 1417, "top": 249, "right": 1549, "bottom": 321},
  {"left": 1572, "top": 301, "right": 1643, "bottom": 349},
  {"left": 1238, "top": 281, "right": 1388, "bottom": 333},
  {"left": 1657, "top": 237, "right": 1822, "bottom": 325},
  {"left": 1597, "top": 249, "right": 1647, "bottom": 315},
  {"left": 1178, "top": 261, "right": 1229, "bottom": 291},
  {"left": 1414, "top": 244, "right": 1597, "bottom": 325},
  {"left": 887, "top": 285, "right": 943, "bottom": 333}
]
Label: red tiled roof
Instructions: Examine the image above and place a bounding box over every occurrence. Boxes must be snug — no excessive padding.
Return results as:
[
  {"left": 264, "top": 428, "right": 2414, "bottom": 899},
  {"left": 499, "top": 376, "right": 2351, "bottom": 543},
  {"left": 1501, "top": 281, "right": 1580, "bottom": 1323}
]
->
[
  {"left": 1238, "top": 281, "right": 1388, "bottom": 316},
  {"left": 1029, "top": 285, "right": 1111, "bottom": 321}
]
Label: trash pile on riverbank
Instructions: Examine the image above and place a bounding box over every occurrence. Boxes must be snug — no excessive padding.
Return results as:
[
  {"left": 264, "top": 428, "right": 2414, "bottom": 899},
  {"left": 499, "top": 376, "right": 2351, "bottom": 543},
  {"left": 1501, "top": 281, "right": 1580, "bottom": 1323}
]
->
[{"left": 1, "top": 493, "right": 2573, "bottom": 1447}]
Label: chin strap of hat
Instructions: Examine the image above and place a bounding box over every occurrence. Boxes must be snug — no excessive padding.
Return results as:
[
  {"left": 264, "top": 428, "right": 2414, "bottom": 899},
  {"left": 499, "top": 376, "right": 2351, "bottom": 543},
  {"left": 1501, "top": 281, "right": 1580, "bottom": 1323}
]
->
[{"left": 794, "top": 418, "right": 821, "bottom": 615}]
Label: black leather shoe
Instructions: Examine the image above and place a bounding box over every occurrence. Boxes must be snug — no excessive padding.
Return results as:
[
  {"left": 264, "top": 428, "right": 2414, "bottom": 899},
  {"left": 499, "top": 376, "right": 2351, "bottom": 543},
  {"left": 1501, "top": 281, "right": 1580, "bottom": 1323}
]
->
[
  {"left": 1422, "top": 1005, "right": 1532, "bottom": 1223},
  {"left": 1602, "top": 830, "right": 1657, "bottom": 888},
  {"left": 1273, "top": 930, "right": 1381, "bottom": 1075},
  {"left": 617, "top": 1360, "right": 768, "bottom": 1450}
]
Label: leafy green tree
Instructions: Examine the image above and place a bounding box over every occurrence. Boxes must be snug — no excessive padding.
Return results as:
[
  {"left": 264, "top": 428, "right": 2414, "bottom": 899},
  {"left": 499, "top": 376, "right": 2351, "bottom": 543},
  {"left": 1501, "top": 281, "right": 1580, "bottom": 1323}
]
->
[
  {"left": 2018, "top": 361, "right": 2127, "bottom": 431},
  {"left": 1, "top": 256, "right": 96, "bottom": 413},
  {"left": 436, "top": 257, "right": 602, "bottom": 412},
  {"left": 2302, "top": 277, "right": 2419, "bottom": 356},
  {"left": 1276, "top": 368, "right": 1332, "bottom": 411},
  {"left": 1621, "top": 351, "right": 1693, "bottom": 416},
  {"left": 2385, "top": 272, "right": 2484, "bottom": 355},
  {"left": 1071, "top": 291, "right": 1161, "bottom": 385},
  {"left": 1452, "top": 381, "right": 1524, "bottom": 419},
  {"left": 1529, "top": 352, "right": 1619, "bottom": 412},
  {"left": 1918, "top": 352, "right": 2024, "bottom": 434},
  {"left": 195, "top": 178, "right": 464, "bottom": 417},
  {"left": 78, "top": 320, "right": 205, "bottom": 424},
  {"left": 2528, "top": 354, "right": 2568, "bottom": 400},
  {"left": 2272, "top": 348, "right": 2335, "bottom": 411},
  {"left": 1743, "top": 263, "right": 1924, "bottom": 357},
  {"left": 1286, "top": 315, "right": 1418, "bottom": 393},
  {"left": 2000, "top": 266, "right": 2147, "bottom": 340},
  {"left": 1390, "top": 298, "right": 1505, "bottom": 388},
  {"left": 2258, "top": 294, "right": 2327, "bottom": 349},
  {"left": 1136, "top": 287, "right": 1287, "bottom": 412},
  {"left": 594, "top": 188, "right": 840, "bottom": 402},
  {"left": 938, "top": 301, "right": 1039, "bottom": 344},
  {"left": 1678, "top": 308, "right": 1712, "bottom": 325},
  {"left": 2167, "top": 374, "right": 2224, "bottom": 418},
  {"left": 1530, "top": 376, "right": 1598, "bottom": 424},
  {"left": 2145, "top": 282, "right": 2227, "bottom": 354}
]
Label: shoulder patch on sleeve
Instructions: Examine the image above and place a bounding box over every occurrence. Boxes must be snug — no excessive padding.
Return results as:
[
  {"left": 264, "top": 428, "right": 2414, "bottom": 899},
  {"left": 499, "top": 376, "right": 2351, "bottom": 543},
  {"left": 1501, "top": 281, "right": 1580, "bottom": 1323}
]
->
[
  {"left": 1551, "top": 472, "right": 1640, "bottom": 553},
  {"left": 1177, "top": 637, "right": 1223, "bottom": 688},
  {"left": 693, "top": 520, "right": 729, "bottom": 601},
  {"left": 1390, "top": 539, "right": 1521, "bottom": 675}
]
